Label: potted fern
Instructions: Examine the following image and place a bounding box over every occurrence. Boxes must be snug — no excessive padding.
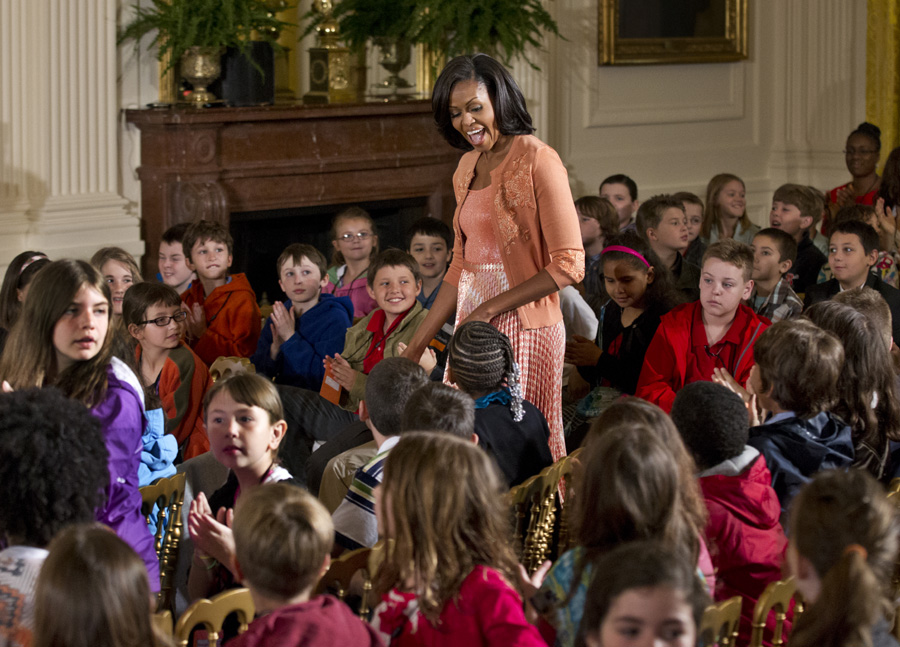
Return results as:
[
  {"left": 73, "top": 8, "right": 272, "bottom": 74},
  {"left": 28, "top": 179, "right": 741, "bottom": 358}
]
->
[
  {"left": 119, "top": 0, "right": 291, "bottom": 104},
  {"left": 300, "top": 0, "right": 561, "bottom": 81}
]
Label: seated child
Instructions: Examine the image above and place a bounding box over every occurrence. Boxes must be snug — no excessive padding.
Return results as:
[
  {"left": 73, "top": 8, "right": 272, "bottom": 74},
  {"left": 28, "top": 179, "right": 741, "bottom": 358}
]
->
[
  {"left": 332, "top": 357, "right": 429, "bottom": 552},
  {"left": 817, "top": 205, "right": 899, "bottom": 287},
  {"left": 578, "top": 541, "right": 710, "bottom": 647},
  {"left": 251, "top": 243, "right": 353, "bottom": 389},
  {"left": 806, "top": 293, "right": 900, "bottom": 481},
  {"left": 370, "top": 433, "right": 545, "bottom": 647},
  {"left": 804, "top": 219, "right": 900, "bottom": 342},
  {"left": 575, "top": 195, "right": 619, "bottom": 306},
  {"left": 158, "top": 222, "right": 196, "bottom": 294},
  {"left": 636, "top": 239, "right": 769, "bottom": 412},
  {"left": 33, "top": 525, "right": 169, "bottom": 647},
  {"left": 702, "top": 174, "right": 760, "bottom": 245},
  {"left": 0, "top": 251, "right": 49, "bottom": 354},
  {"left": 600, "top": 174, "right": 640, "bottom": 233},
  {"left": 748, "top": 228, "right": 803, "bottom": 322},
  {"left": 769, "top": 184, "right": 827, "bottom": 293},
  {"left": 565, "top": 233, "right": 682, "bottom": 412},
  {"left": 0, "top": 388, "right": 109, "bottom": 647},
  {"left": 447, "top": 321, "right": 553, "bottom": 487},
  {"left": 747, "top": 320, "right": 853, "bottom": 518},
  {"left": 402, "top": 381, "right": 476, "bottom": 440},
  {"left": 527, "top": 405, "right": 706, "bottom": 647},
  {"left": 124, "top": 282, "right": 212, "bottom": 462},
  {"left": 787, "top": 470, "right": 900, "bottom": 647},
  {"left": 180, "top": 219, "right": 261, "bottom": 366},
  {"left": 90, "top": 246, "right": 142, "bottom": 317},
  {"left": 230, "top": 483, "right": 381, "bottom": 647},
  {"left": 406, "top": 216, "right": 456, "bottom": 376},
  {"left": 670, "top": 381, "right": 788, "bottom": 647},
  {"left": 323, "top": 206, "right": 379, "bottom": 318},
  {"left": 276, "top": 249, "right": 431, "bottom": 482},
  {"left": 187, "top": 373, "right": 298, "bottom": 601},
  {"left": 636, "top": 194, "right": 699, "bottom": 300},
  {"left": 675, "top": 191, "right": 707, "bottom": 267}
]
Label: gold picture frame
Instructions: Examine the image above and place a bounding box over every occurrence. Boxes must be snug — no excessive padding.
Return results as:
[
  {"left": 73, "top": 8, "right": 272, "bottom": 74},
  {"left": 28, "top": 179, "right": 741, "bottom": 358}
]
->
[{"left": 598, "top": 0, "right": 748, "bottom": 66}]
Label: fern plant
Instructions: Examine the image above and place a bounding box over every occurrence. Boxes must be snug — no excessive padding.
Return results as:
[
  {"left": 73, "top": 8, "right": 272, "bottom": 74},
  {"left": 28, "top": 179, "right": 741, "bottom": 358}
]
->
[
  {"left": 299, "top": 0, "right": 561, "bottom": 70},
  {"left": 119, "top": 0, "right": 292, "bottom": 71}
]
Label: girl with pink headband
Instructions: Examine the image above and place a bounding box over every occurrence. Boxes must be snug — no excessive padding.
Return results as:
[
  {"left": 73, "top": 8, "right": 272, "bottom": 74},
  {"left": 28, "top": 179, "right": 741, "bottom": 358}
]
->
[{"left": 564, "top": 231, "right": 683, "bottom": 449}]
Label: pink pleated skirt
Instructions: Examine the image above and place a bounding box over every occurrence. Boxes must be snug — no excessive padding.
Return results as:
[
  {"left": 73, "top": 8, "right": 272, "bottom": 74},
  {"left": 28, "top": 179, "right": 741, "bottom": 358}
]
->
[{"left": 454, "top": 259, "right": 567, "bottom": 461}]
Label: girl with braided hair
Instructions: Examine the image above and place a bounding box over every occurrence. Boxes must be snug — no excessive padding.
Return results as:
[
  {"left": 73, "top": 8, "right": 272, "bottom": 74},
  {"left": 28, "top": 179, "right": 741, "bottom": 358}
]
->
[{"left": 447, "top": 321, "right": 553, "bottom": 486}]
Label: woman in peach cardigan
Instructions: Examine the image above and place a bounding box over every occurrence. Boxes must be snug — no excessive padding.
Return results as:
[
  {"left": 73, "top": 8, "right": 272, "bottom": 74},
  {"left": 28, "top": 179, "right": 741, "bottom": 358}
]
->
[{"left": 404, "top": 54, "right": 584, "bottom": 460}]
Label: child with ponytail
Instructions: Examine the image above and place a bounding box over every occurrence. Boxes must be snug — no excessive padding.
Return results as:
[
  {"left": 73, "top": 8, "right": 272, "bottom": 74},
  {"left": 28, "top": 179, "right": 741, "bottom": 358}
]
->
[
  {"left": 788, "top": 469, "right": 900, "bottom": 647},
  {"left": 447, "top": 320, "right": 553, "bottom": 486}
]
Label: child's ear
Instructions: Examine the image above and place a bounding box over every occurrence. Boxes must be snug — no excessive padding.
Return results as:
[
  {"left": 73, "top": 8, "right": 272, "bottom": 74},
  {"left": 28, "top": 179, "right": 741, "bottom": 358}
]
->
[
  {"left": 742, "top": 279, "right": 755, "bottom": 300},
  {"left": 318, "top": 274, "right": 329, "bottom": 290},
  {"left": 366, "top": 284, "right": 376, "bottom": 300},
  {"left": 866, "top": 247, "right": 879, "bottom": 267},
  {"left": 185, "top": 255, "right": 197, "bottom": 272},
  {"left": 470, "top": 433, "right": 479, "bottom": 446},
  {"left": 646, "top": 227, "right": 658, "bottom": 242},
  {"left": 779, "top": 258, "right": 793, "bottom": 276},
  {"left": 645, "top": 266, "right": 655, "bottom": 285},
  {"left": 317, "top": 554, "right": 331, "bottom": 580},
  {"left": 269, "top": 419, "right": 287, "bottom": 451},
  {"left": 226, "top": 253, "right": 233, "bottom": 269},
  {"left": 358, "top": 400, "right": 369, "bottom": 422},
  {"left": 127, "top": 323, "right": 143, "bottom": 341},
  {"left": 800, "top": 214, "right": 813, "bottom": 230},
  {"left": 416, "top": 279, "right": 423, "bottom": 292}
]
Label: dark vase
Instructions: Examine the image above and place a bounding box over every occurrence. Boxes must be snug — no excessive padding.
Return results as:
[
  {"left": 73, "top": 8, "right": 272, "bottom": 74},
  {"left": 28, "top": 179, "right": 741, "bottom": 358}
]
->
[{"left": 215, "top": 41, "right": 275, "bottom": 106}]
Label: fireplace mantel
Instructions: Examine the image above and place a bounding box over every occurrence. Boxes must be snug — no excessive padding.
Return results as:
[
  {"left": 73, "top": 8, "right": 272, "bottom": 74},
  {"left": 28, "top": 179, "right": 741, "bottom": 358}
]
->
[{"left": 125, "top": 101, "right": 460, "bottom": 277}]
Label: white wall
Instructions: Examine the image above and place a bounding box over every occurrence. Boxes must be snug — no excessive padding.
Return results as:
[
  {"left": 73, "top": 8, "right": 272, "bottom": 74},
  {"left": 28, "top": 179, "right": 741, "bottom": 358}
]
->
[{"left": 0, "top": 0, "right": 868, "bottom": 274}]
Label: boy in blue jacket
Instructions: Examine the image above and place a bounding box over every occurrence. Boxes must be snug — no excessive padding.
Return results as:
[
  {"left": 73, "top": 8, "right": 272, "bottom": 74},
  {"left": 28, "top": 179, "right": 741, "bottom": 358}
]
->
[
  {"left": 747, "top": 319, "right": 853, "bottom": 521},
  {"left": 251, "top": 244, "right": 353, "bottom": 389}
]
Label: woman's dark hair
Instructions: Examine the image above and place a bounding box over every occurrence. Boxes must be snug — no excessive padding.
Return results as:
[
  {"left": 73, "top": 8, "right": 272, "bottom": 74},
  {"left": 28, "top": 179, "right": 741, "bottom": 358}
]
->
[
  {"left": 576, "top": 541, "right": 709, "bottom": 647},
  {"left": 432, "top": 54, "right": 534, "bottom": 151},
  {"left": 0, "top": 251, "right": 50, "bottom": 330},
  {"left": 877, "top": 146, "right": 900, "bottom": 211},
  {"left": 849, "top": 122, "right": 882, "bottom": 152},
  {"left": 600, "top": 230, "right": 684, "bottom": 311}
]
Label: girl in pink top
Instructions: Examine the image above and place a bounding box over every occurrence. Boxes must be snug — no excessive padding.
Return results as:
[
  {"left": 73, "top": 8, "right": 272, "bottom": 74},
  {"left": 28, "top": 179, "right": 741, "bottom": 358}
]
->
[
  {"left": 370, "top": 432, "right": 544, "bottom": 647},
  {"left": 324, "top": 206, "right": 380, "bottom": 318}
]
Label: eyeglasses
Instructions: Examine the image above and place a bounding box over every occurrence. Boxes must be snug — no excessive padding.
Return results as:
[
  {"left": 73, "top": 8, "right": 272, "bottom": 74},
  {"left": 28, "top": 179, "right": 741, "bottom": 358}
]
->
[
  {"left": 843, "top": 148, "right": 878, "bottom": 156},
  {"left": 337, "top": 232, "right": 373, "bottom": 241},
  {"left": 139, "top": 311, "right": 188, "bottom": 327}
]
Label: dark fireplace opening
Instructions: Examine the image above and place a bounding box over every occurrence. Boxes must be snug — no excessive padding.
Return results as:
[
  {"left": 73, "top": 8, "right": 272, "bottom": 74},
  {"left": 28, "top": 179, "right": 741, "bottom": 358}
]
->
[{"left": 231, "top": 196, "right": 431, "bottom": 307}]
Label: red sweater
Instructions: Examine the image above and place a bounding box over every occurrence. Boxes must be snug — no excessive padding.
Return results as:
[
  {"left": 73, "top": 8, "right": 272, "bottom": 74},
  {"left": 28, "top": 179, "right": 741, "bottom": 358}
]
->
[
  {"left": 635, "top": 301, "right": 768, "bottom": 412},
  {"left": 181, "top": 273, "right": 261, "bottom": 365},
  {"left": 372, "top": 566, "right": 544, "bottom": 647},
  {"left": 700, "top": 454, "right": 789, "bottom": 647},
  {"left": 230, "top": 595, "right": 383, "bottom": 647}
]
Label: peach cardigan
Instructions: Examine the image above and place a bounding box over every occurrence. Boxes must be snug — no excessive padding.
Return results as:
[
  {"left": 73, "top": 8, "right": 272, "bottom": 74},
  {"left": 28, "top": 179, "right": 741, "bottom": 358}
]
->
[{"left": 444, "top": 135, "right": 585, "bottom": 329}]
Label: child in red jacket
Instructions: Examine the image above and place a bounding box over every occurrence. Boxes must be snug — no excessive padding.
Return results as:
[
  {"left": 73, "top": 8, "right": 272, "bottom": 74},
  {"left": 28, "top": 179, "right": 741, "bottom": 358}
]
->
[
  {"left": 180, "top": 219, "right": 261, "bottom": 365},
  {"left": 671, "top": 381, "right": 788, "bottom": 647},
  {"left": 636, "top": 238, "right": 768, "bottom": 412}
]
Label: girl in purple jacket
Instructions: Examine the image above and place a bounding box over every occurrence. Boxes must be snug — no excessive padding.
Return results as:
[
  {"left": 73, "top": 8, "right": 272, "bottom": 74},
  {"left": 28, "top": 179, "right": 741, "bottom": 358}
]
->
[{"left": 0, "top": 259, "right": 159, "bottom": 592}]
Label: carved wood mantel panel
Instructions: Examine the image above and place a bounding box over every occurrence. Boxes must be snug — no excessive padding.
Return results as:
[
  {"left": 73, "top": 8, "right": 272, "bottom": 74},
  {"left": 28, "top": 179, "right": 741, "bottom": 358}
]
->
[{"left": 125, "top": 101, "right": 459, "bottom": 277}]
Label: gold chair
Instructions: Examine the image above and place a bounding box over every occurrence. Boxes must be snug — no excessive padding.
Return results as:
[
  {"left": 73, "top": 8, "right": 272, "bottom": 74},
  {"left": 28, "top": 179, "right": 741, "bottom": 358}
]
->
[
  {"left": 314, "top": 546, "right": 375, "bottom": 616},
  {"left": 140, "top": 472, "right": 187, "bottom": 613},
  {"left": 699, "top": 596, "right": 742, "bottom": 647},
  {"left": 749, "top": 577, "right": 796, "bottom": 647},
  {"left": 174, "top": 588, "right": 255, "bottom": 647},
  {"left": 508, "top": 461, "right": 562, "bottom": 575},
  {"left": 209, "top": 356, "right": 255, "bottom": 382},
  {"left": 556, "top": 448, "right": 583, "bottom": 555}
]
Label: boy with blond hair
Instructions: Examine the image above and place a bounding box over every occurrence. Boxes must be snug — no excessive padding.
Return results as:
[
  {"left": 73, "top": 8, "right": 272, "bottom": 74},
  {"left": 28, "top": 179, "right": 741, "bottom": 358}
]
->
[
  {"left": 231, "top": 483, "right": 381, "bottom": 647},
  {"left": 636, "top": 239, "right": 769, "bottom": 412},
  {"left": 181, "top": 219, "right": 261, "bottom": 365}
]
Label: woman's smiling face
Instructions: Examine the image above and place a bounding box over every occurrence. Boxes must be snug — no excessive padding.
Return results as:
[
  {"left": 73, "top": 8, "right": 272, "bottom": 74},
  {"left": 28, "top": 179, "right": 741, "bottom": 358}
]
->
[{"left": 449, "top": 79, "right": 502, "bottom": 153}]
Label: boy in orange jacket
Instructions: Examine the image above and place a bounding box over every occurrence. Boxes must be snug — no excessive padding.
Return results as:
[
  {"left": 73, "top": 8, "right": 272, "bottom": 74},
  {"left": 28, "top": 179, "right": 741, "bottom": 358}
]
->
[{"left": 180, "top": 220, "right": 261, "bottom": 365}]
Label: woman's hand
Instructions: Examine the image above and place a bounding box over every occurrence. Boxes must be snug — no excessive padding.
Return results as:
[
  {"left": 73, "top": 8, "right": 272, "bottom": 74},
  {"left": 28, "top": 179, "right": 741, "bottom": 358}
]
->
[
  {"left": 459, "top": 302, "right": 496, "bottom": 326},
  {"left": 564, "top": 335, "right": 602, "bottom": 366}
]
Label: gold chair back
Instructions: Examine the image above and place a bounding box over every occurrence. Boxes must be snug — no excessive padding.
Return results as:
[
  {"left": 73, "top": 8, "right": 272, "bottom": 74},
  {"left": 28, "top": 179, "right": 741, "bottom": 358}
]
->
[
  {"left": 140, "top": 472, "right": 187, "bottom": 613},
  {"left": 174, "top": 588, "right": 255, "bottom": 647},
  {"left": 699, "top": 596, "right": 742, "bottom": 647},
  {"left": 314, "top": 547, "right": 375, "bottom": 616},
  {"left": 209, "top": 356, "right": 255, "bottom": 382},
  {"left": 749, "top": 577, "right": 796, "bottom": 647},
  {"left": 555, "top": 448, "right": 582, "bottom": 554},
  {"left": 152, "top": 610, "right": 173, "bottom": 638}
]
